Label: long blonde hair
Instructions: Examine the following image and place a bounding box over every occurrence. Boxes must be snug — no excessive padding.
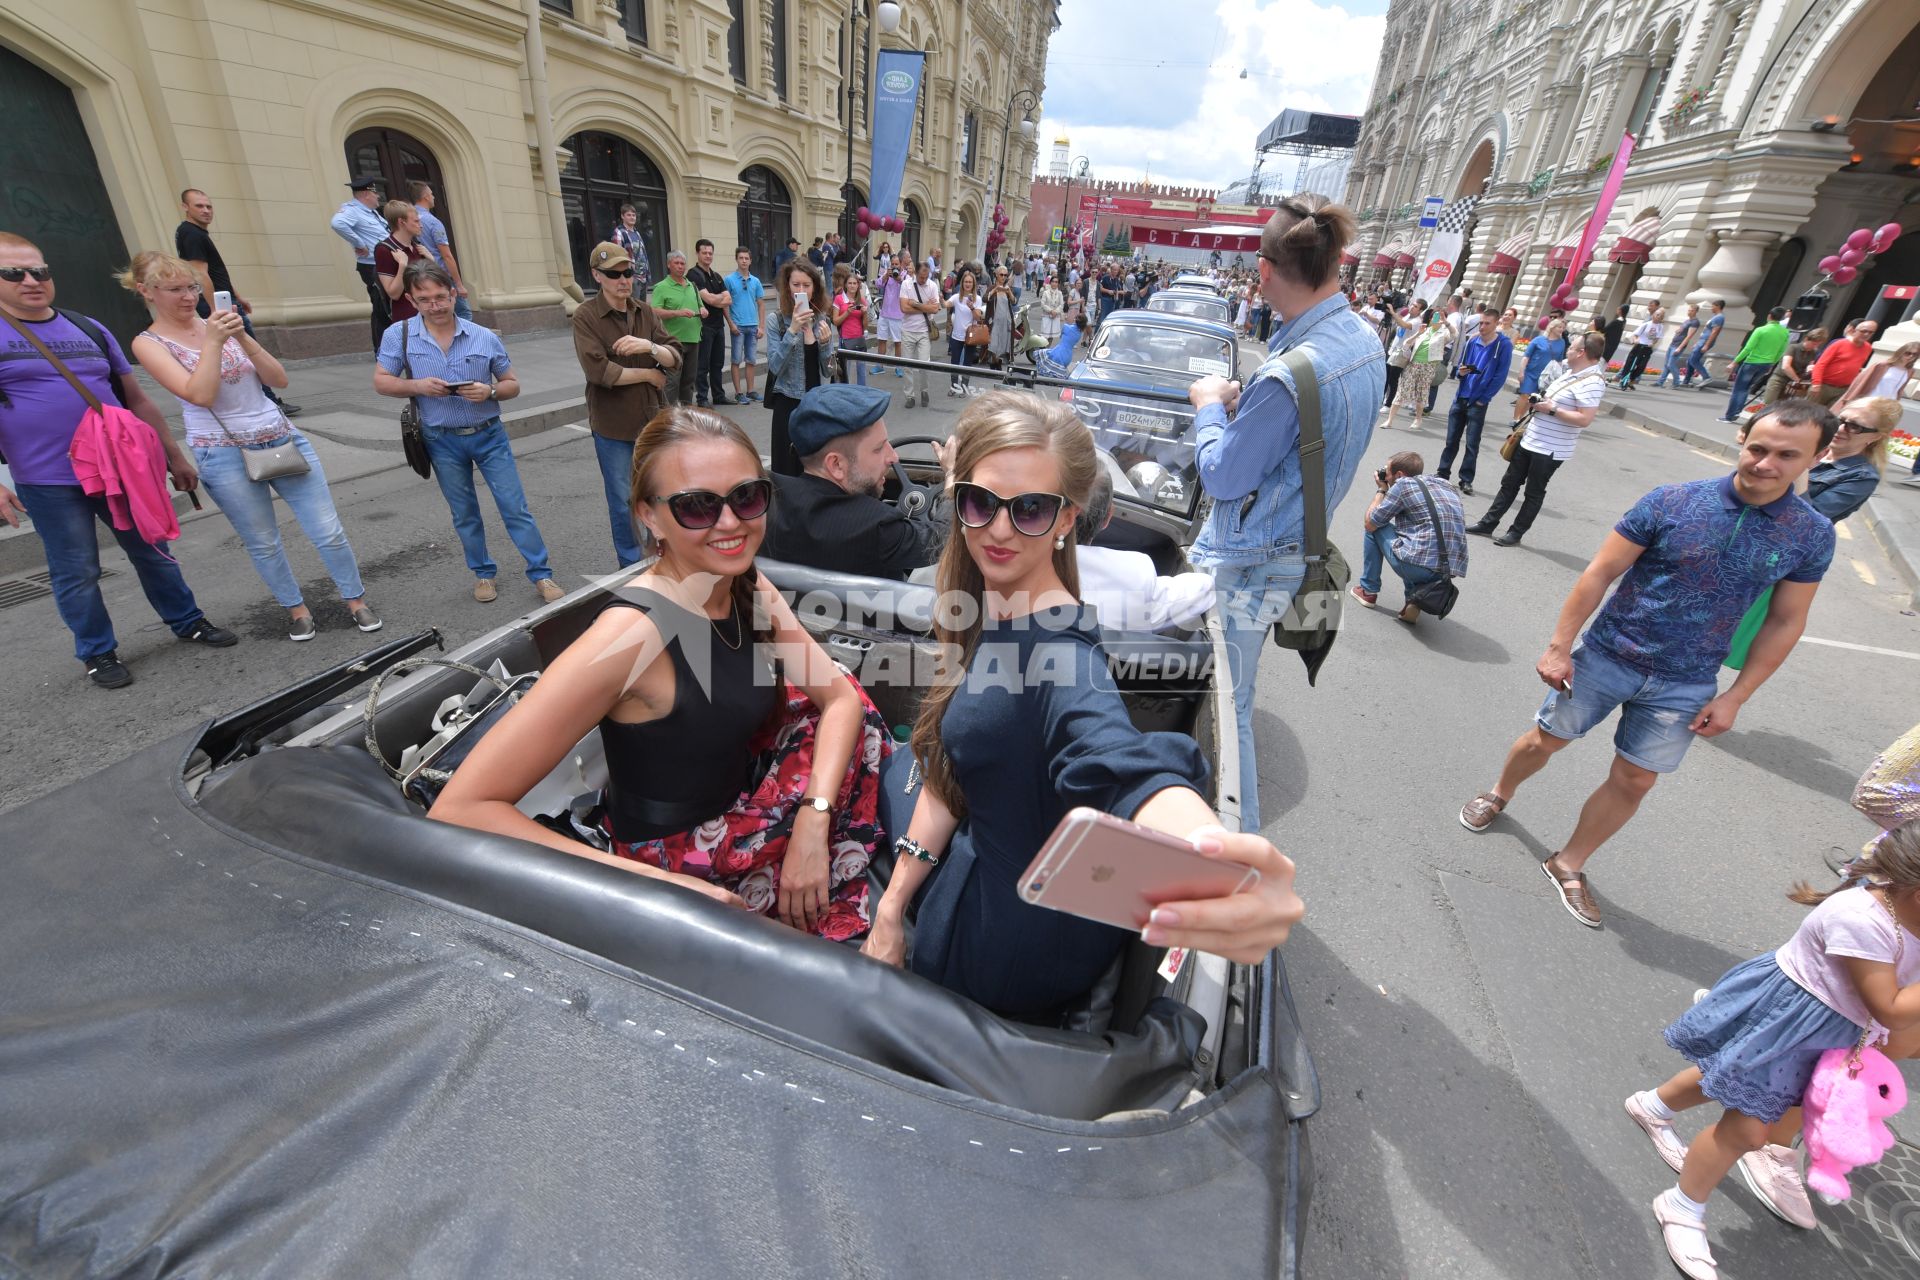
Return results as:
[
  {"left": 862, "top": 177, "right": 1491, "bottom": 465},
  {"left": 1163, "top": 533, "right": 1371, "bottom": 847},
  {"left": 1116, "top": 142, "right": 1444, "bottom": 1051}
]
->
[
  {"left": 910, "top": 390, "right": 1098, "bottom": 815},
  {"left": 1842, "top": 396, "right": 1900, "bottom": 473}
]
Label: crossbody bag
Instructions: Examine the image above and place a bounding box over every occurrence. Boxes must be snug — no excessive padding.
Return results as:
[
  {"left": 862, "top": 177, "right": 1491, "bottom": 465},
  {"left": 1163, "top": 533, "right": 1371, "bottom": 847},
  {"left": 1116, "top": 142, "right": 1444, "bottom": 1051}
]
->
[
  {"left": 396, "top": 319, "right": 432, "bottom": 480},
  {"left": 1404, "top": 477, "right": 1460, "bottom": 619},
  {"left": 1268, "top": 346, "right": 1350, "bottom": 685}
]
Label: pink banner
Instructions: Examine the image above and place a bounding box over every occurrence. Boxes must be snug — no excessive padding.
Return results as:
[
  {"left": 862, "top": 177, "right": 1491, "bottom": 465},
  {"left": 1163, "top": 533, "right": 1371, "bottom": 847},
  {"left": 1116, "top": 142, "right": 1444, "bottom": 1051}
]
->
[
  {"left": 1131, "top": 227, "right": 1262, "bottom": 253},
  {"left": 1561, "top": 133, "right": 1636, "bottom": 306}
]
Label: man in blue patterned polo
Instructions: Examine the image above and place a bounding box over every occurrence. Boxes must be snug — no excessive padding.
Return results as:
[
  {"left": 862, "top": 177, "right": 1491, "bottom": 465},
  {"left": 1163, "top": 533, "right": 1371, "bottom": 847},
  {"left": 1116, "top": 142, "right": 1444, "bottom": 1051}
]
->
[{"left": 1456, "top": 401, "right": 1839, "bottom": 929}]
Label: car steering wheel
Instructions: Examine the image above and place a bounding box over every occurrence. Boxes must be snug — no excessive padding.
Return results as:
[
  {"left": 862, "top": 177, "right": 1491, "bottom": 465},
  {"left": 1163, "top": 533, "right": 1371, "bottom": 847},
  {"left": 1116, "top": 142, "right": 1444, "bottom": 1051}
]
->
[{"left": 887, "top": 434, "right": 945, "bottom": 517}]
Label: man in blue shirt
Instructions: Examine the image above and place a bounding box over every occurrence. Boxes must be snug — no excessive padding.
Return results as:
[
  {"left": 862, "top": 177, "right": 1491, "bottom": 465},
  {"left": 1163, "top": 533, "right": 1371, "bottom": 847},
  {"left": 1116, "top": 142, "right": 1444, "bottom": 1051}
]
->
[
  {"left": 410, "top": 181, "right": 471, "bottom": 321},
  {"left": 373, "top": 262, "right": 564, "bottom": 606},
  {"left": 1434, "top": 309, "right": 1513, "bottom": 494},
  {"left": 1457, "top": 400, "right": 1839, "bottom": 929},
  {"left": 1187, "top": 198, "right": 1384, "bottom": 831},
  {"left": 329, "top": 174, "right": 393, "bottom": 350},
  {"left": 724, "top": 246, "right": 766, "bottom": 403},
  {"left": 1683, "top": 298, "right": 1724, "bottom": 387}
]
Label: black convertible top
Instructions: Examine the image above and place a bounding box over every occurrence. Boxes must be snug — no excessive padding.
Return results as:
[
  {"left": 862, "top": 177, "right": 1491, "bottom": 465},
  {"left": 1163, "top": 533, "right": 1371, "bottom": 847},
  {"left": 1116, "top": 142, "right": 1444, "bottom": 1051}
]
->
[{"left": 0, "top": 735, "right": 1307, "bottom": 1278}]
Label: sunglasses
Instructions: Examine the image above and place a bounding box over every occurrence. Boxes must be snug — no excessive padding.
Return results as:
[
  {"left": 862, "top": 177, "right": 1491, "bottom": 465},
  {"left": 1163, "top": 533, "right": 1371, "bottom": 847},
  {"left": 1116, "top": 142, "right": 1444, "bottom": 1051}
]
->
[
  {"left": 953, "top": 482, "right": 1066, "bottom": 538},
  {"left": 0, "top": 266, "right": 53, "bottom": 283},
  {"left": 647, "top": 478, "right": 773, "bottom": 530},
  {"left": 598, "top": 267, "right": 634, "bottom": 279},
  {"left": 1835, "top": 422, "right": 1880, "bottom": 435}
]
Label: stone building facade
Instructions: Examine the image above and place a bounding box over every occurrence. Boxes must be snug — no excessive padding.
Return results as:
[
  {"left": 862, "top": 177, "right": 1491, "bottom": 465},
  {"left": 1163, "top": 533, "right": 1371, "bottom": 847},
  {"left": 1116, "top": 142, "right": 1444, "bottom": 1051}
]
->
[
  {"left": 1342, "top": 0, "right": 1920, "bottom": 350},
  {"left": 1, "top": 0, "right": 1056, "bottom": 355}
]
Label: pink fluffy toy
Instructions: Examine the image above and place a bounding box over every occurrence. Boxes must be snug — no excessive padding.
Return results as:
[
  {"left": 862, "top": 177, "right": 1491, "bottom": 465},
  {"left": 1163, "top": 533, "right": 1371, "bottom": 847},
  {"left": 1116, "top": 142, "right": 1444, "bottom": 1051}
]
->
[{"left": 1802, "top": 1043, "right": 1908, "bottom": 1201}]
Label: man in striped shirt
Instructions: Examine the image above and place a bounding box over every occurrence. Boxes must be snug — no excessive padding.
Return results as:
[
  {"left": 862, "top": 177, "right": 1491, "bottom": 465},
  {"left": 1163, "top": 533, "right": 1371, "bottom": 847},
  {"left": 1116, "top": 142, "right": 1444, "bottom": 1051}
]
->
[{"left": 1469, "top": 331, "right": 1608, "bottom": 545}]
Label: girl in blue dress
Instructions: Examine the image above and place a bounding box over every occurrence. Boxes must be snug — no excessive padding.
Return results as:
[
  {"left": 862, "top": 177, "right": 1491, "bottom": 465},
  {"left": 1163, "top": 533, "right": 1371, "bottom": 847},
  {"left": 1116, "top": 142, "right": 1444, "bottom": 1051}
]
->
[{"left": 859, "top": 389, "right": 1303, "bottom": 1019}]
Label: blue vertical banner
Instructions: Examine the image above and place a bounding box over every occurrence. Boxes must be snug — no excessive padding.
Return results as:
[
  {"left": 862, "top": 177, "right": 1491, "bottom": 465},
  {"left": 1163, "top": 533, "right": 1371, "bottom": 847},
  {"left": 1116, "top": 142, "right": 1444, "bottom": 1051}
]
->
[{"left": 868, "top": 49, "right": 925, "bottom": 223}]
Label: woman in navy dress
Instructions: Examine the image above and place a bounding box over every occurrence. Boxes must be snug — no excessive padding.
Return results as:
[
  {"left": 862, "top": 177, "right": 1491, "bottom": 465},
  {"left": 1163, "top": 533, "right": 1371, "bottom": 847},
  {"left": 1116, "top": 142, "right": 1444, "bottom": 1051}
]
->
[{"left": 860, "top": 390, "right": 1303, "bottom": 1018}]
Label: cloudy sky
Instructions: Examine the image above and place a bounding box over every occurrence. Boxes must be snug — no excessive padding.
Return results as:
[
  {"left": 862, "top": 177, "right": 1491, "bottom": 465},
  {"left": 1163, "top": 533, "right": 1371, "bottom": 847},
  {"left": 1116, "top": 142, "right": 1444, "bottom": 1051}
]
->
[{"left": 1037, "top": 0, "right": 1387, "bottom": 188}]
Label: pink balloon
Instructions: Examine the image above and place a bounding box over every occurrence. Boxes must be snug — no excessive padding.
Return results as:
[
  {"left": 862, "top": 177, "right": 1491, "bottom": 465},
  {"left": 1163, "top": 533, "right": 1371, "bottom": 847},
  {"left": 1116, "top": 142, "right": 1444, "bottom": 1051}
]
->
[
  {"left": 857, "top": 206, "right": 872, "bottom": 223},
  {"left": 1839, "top": 246, "right": 1867, "bottom": 267},
  {"left": 1845, "top": 227, "right": 1873, "bottom": 251},
  {"left": 1874, "top": 222, "right": 1903, "bottom": 253},
  {"left": 1818, "top": 255, "right": 1843, "bottom": 274},
  {"left": 1831, "top": 265, "right": 1858, "bottom": 285}
]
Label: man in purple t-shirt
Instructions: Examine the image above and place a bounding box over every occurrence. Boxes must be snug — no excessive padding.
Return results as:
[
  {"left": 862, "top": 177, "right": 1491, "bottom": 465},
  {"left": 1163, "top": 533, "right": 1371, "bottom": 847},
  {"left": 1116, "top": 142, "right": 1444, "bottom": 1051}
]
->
[{"left": 0, "top": 232, "right": 237, "bottom": 688}]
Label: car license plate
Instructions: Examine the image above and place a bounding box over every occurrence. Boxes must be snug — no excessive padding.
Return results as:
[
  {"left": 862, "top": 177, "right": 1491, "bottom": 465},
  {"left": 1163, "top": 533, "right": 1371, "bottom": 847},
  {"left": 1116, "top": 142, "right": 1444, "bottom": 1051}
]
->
[{"left": 1115, "top": 408, "right": 1174, "bottom": 432}]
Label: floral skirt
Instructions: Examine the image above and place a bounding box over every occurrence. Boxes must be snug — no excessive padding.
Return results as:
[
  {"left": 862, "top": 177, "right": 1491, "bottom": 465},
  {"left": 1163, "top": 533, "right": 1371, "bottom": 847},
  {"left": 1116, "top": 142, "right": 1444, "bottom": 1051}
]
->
[{"left": 606, "top": 681, "right": 890, "bottom": 943}]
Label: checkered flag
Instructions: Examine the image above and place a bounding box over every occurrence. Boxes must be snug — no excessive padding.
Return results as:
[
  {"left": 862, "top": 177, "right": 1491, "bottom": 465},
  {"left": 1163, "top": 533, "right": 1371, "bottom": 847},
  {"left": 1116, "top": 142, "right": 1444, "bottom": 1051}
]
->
[{"left": 1437, "top": 196, "right": 1479, "bottom": 233}]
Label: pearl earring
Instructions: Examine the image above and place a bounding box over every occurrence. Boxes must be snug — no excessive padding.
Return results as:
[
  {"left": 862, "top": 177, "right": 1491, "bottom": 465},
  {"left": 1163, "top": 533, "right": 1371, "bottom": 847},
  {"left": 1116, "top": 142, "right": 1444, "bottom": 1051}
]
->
[{"left": 1054, "top": 535, "right": 1066, "bottom": 550}]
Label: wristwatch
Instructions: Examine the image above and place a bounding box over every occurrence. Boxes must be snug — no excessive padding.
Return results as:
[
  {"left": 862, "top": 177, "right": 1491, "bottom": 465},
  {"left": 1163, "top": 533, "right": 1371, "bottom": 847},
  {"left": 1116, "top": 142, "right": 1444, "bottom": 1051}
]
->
[
  {"left": 486, "top": 384, "right": 497, "bottom": 401},
  {"left": 798, "top": 796, "right": 833, "bottom": 817}
]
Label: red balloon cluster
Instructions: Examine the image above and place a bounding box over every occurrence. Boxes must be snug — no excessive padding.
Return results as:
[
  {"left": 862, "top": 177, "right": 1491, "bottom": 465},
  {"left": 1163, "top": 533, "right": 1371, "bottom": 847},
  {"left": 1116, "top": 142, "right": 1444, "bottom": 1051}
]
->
[
  {"left": 1549, "top": 281, "right": 1580, "bottom": 313},
  {"left": 983, "top": 202, "right": 1014, "bottom": 255},
  {"left": 852, "top": 206, "right": 906, "bottom": 240},
  {"left": 1817, "top": 222, "right": 1904, "bottom": 286}
]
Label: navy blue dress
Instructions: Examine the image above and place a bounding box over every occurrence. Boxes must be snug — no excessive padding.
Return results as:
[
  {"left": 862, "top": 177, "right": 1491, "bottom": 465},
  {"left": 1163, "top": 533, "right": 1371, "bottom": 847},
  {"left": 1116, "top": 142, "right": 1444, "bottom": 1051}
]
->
[{"left": 908, "top": 605, "right": 1209, "bottom": 1017}]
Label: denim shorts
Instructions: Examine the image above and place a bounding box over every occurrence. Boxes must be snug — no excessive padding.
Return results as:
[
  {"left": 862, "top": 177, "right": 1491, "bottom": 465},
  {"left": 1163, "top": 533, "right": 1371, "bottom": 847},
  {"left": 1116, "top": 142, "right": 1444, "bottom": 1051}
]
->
[
  {"left": 1535, "top": 644, "right": 1719, "bottom": 774},
  {"left": 730, "top": 326, "right": 758, "bottom": 365}
]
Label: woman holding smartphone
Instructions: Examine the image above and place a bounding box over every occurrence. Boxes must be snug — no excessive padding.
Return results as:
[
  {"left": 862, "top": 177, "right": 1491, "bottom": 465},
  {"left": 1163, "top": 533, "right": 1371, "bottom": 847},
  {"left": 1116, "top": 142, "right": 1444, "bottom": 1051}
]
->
[
  {"left": 830, "top": 264, "right": 869, "bottom": 387},
  {"left": 122, "top": 252, "right": 379, "bottom": 641},
  {"left": 944, "top": 268, "right": 982, "bottom": 396},
  {"left": 859, "top": 390, "right": 1303, "bottom": 1019},
  {"left": 765, "top": 260, "right": 838, "bottom": 475},
  {"left": 429, "top": 407, "right": 887, "bottom": 940}
]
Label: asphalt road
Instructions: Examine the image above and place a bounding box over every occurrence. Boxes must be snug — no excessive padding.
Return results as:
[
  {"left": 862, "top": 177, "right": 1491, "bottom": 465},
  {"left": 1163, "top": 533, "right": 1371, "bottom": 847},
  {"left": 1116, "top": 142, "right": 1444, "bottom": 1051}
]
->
[{"left": 3, "top": 355, "right": 1918, "bottom": 1278}]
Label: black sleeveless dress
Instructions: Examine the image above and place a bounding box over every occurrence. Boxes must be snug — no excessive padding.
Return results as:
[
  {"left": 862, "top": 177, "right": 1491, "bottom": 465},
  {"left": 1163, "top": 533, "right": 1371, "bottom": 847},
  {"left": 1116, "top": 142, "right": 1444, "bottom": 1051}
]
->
[{"left": 596, "top": 588, "right": 779, "bottom": 842}]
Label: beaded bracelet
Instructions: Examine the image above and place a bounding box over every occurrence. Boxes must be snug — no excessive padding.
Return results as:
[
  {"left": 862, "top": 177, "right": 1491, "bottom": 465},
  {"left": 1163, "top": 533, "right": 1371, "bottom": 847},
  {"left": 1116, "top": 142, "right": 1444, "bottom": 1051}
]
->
[{"left": 895, "top": 835, "right": 940, "bottom": 866}]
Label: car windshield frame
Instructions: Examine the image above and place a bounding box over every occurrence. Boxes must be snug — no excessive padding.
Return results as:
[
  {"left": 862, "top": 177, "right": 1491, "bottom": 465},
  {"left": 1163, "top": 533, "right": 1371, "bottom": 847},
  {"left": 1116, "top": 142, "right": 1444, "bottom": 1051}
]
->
[
  {"left": 1085, "top": 314, "right": 1236, "bottom": 379},
  {"left": 1148, "top": 292, "right": 1232, "bottom": 322}
]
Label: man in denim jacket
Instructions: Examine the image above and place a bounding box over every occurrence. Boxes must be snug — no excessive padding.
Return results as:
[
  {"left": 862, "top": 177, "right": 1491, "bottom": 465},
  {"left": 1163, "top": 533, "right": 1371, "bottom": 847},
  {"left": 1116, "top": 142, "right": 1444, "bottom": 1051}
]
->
[{"left": 1187, "top": 198, "right": 1385, "bottom": 831}]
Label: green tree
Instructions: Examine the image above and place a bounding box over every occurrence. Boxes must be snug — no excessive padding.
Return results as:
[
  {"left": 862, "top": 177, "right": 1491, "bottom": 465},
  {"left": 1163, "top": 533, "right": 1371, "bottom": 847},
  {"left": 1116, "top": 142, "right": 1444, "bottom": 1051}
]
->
[{"left": 1101, "top": 224, "right": 1131, "bottom": 256}]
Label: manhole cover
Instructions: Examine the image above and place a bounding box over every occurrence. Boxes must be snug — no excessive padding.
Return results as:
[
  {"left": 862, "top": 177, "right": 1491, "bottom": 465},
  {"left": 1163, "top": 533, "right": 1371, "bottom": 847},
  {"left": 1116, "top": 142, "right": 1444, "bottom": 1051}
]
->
[{"left": 1821, "top": 1136, "right": 1920, "bottom": 1276}]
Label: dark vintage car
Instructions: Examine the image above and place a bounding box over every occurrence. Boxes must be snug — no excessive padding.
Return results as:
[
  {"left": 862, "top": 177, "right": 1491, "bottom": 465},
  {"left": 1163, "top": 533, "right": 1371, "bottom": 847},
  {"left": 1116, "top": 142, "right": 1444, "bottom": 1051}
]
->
[
  {"left": 1146, "top": 288, "right": 1233, "bottom": 325},
  {"left": 0, "top": 383, "right": 1317, "bottom": 1279},
  {"left": 1170, "top": 272, "right": 1222, "bottom": 294}
]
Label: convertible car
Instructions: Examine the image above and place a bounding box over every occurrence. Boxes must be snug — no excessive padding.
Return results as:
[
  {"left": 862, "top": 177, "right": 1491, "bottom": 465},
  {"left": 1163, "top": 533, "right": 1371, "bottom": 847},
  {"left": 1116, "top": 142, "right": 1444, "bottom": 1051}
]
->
[
  {"left": 0, "top": 382, "right": 1315, "bottom": 1278},
  {"left": 1146, "top": 288, "right": 1233, "bottom": 325},
  {"left": 1058, "top": 311, "right": 1239, "bottom": 497}
]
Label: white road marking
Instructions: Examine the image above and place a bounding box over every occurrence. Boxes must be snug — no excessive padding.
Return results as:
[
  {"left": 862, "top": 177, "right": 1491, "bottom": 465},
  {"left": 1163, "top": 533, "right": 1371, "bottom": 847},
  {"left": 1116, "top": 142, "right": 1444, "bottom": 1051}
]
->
[
  {"left": 1834, "top": 521, "right": 1853, "bottom": 541},
  {"left": 1800, "top": 636, "right": 1920, "bottom": 661},
  {"left": 1852, "top": 559, "right": 1877, "bottom": 586}
]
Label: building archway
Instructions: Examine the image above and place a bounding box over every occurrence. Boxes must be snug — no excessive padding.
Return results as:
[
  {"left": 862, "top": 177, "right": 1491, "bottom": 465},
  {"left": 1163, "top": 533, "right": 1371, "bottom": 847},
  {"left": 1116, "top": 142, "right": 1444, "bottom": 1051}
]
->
[
  {"left": 903, "top": 198, "right": 925, "bottom": 259},
  {"left": 737, "top": 164, "right": 793, "bottom": 286},
  {"left": 0, "top": 44, "right": 146, "bottom": 341},
  {"left": 344, "top": 126, "right": 448, "bottom": 223},
  {"left": 558, "top": 130, "right": 671, "bottom": 290}
]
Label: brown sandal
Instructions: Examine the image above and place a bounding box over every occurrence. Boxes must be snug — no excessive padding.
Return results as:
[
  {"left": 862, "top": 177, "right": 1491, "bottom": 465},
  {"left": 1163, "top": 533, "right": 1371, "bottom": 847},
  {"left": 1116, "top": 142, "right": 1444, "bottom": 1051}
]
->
[
  {"left": 1542, "top": 855, "right": 1602, "bottom": 928},
  {"left": 1458, "top": 791, "right": 1506, "bottom": 832}
]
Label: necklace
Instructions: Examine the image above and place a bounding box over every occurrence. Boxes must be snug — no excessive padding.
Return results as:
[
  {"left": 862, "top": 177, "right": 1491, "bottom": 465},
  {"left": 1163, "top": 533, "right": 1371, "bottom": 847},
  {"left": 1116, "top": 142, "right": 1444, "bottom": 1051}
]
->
[{"left": 710, "top": 599, "right": 743, "bottom": 650}]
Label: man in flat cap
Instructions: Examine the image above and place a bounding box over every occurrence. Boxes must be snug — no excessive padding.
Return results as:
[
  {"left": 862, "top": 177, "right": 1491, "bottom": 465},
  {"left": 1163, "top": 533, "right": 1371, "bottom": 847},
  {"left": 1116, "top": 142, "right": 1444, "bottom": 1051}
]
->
[
  {"left": 572, "top": 239, "right": 681, "bottom": 567},
  {"left": 329, "top": 175, "right": 393, "bottom": 349},
  {"left": 762, "top": 384, "right": 947, "bottom": 580}
]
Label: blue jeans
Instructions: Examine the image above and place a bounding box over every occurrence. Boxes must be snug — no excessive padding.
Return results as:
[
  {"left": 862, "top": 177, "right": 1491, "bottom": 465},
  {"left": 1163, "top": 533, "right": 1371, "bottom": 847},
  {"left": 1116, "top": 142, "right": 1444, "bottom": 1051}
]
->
[
  {"left": 1654, "top": 344, "right": 1688, "bottom": 387},
  {"left": 731, "top": 326, "right": 758, "bottom": 366},
  {"left": 1358, "top": 524, "right": 1442, "bottom": 596},
  {"left": 1206, "top": 557, "right": 1305, "bottom": 833},
  {"left": 840, "top": 337, "right": 868, "bottom": 385},
  {"left": 424, "top": 421, "right": 553, "bottom": 581},
  {"left": 193, "top": 433, "right": 364, "bottom": 607},
  {"left": 592, "top": 430, "right": 644, "bottom": 567},
  {"left": 1437, "top": 397, "right": 1492, "bottom": 486},
  {"left": 1535, "top": 643, "right": 1718, "bottom": 774},
  {"left": 453, "top": 294, "right": 473, "bottom": 322},
  {"left": 1725, "top": 361, "right": 1769, "bottom": 419},
  {"left": 1684, "top": 344, "right": 1710, "bottom": 384},
  {"left": 15, "top": 482, "right": 205, "bottom": 661}
]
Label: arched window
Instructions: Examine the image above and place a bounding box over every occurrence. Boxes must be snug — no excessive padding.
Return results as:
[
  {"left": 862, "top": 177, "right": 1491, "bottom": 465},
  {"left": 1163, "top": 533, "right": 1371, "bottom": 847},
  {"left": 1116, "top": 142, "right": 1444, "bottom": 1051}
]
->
[
  {"left": 345, "top": 126, "right": 448, "bottom": 226},
  {"left": 558, "top": 131, "right": 670, "bottom": 290},
  {"left": 770, "top": 0, "right": 790, "bottom": 101},
  {"left": 962, "top": 110, "right": 979, "bottom": 175},
  {"left": 727, "top": 0, "right": 746, "bottom": 83},
  {"left": 1627, "top": 53, "right": 1673, "bottom": 138},
  {"left": 737, "top": 165, "right": 793, "bottom": 285},
  {"left": 903, "top": 198, "right": 925, "bottom": 258}
]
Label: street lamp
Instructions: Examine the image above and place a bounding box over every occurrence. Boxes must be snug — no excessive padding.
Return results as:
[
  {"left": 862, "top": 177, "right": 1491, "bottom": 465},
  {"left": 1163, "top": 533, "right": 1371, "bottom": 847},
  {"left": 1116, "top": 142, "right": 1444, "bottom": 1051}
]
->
[
  {"left": 983, "top": 87, "right": 1040, "bottom": 263},
  {"left": 843, "top": 1, "right": 904, "bottom": 268},
  {"left": 1060, "top": 154, "right": 1090, "bottom": 266}
]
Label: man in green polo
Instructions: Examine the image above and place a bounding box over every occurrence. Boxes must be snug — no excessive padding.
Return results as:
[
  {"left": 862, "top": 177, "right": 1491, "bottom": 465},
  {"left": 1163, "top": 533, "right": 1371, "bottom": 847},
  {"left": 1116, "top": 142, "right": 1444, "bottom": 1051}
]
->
[
  {"left": 1718, "top": 306, "right": 1790, "bottom": 423},
  {"left": 649, "top": 249, "right": 705, "bottom": 405}
]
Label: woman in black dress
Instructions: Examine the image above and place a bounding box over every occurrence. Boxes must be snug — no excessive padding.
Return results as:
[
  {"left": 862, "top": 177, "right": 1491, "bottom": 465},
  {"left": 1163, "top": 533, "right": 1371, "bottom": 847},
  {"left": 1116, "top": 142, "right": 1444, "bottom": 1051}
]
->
[
  {"left": 860, "top": 390, "right": 1303, "bottom": 1017},
  {"left": 431, "top": 407, "right": 886, "bottom": 939}
]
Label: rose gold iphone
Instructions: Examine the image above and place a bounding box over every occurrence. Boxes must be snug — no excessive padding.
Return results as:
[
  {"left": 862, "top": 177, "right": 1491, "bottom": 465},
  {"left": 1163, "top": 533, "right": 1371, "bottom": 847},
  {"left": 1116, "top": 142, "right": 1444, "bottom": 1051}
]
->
[{"left": 1017, "top": 807, "right": 1259, "bottom": 931}]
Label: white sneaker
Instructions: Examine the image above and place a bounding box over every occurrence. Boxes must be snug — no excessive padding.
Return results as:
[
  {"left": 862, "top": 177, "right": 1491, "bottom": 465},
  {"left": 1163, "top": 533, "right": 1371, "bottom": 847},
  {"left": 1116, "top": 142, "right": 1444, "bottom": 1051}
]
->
[
  {"left": 1625, "top": 1091, "right": 1689, "bottom": 1173},
  {"left": 1735, "top": 1143, "right": 1817, "bottom": 1229}
]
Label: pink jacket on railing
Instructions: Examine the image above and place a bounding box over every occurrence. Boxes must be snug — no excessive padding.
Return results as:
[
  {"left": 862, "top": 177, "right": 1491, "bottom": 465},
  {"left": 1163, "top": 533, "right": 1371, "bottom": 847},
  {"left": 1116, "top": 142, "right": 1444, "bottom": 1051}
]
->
[{"left": 68, "top": 404, "right": 180, "bottom": 545}]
